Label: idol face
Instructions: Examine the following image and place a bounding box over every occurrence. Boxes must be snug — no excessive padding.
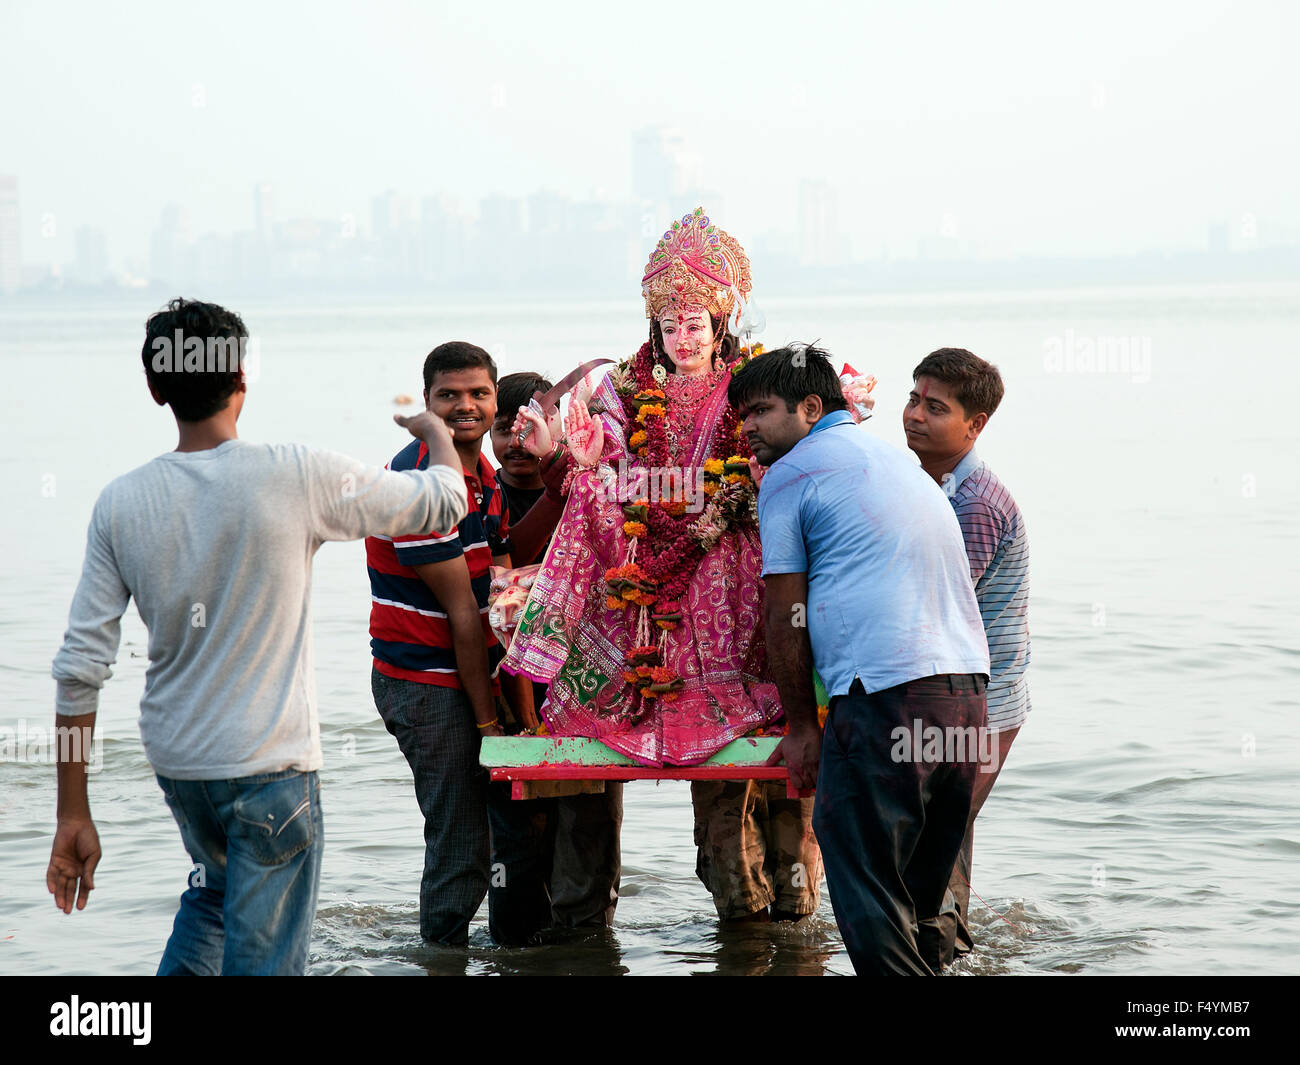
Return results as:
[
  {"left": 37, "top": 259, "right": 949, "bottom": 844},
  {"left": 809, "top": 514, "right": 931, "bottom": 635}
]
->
[{"left": 658, "top": 307, "right": 717, "bottom": 376}]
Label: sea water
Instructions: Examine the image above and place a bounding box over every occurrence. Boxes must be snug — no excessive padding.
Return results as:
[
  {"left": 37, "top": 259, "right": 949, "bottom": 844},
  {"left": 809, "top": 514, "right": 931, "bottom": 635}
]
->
[{"left": 2, "top": 281, "right": 1296, "bottom": 974}]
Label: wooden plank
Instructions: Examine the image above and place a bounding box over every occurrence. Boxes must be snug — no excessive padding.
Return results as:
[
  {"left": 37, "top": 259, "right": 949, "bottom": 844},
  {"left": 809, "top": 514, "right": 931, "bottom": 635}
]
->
[
  {"left": 510, "top": 779, "right": 607, "bottom": 800},
  {"left": 491, "top": 765, "right": 810, "bottom": 800}
]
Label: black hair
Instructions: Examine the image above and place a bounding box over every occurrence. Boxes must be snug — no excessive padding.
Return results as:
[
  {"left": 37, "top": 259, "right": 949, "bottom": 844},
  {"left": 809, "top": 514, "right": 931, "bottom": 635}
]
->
[
  {"left": 422, "top": 341, "right": 498, "bottom": 394},
  {"left": 727, "top": 342, "right": 847, "bottom": 415},
  {"left": 648, "top": 313, "right": 741, "bottom": 371},
  {"left": 141, "top": 298, "right": 248, "bottom": 422},
  {"left": 911, "top": 348, "right": 1004, "bottom": 419},
  {"left": 494, "top": 372, "right": 554, "bottom": 423}
]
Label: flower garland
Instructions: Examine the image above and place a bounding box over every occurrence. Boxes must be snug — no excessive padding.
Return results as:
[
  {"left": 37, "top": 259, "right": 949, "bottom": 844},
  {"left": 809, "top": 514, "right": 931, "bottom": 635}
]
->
[{"left": 599, "top": 341, "right": 764, "bottom": 703}]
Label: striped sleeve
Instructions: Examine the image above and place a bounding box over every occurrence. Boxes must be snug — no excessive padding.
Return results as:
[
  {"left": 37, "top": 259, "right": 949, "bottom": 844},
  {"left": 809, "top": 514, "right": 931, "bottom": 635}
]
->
[
  {"left": 951, "top": 493, "right": 1005, "bottom": 584},
  {"left": 394, "top": 528, "right": 464, "bottom": 567}
]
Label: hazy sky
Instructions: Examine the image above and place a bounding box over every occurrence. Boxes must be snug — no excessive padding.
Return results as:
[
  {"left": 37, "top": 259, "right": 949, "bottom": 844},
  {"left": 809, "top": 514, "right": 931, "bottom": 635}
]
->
[{"left": 4, "top": 0, "right": 1298, "bottom": 268}]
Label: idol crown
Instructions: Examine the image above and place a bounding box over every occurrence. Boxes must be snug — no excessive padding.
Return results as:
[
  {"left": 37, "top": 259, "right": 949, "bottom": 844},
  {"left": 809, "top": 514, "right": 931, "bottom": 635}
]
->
[{"left": 641, "top": 207, "right": 753, "bottom": 321}]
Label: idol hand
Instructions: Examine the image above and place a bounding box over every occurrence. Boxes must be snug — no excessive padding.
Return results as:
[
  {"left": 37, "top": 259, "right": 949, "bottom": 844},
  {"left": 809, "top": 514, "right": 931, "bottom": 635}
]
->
[
  {"left": 573, "top": 370, "right": 597, "bottom": 408},
  {"left": 844, "top": 374, "right": 877, "bottom": 425},
  {"left": 566, "top": 399, "right": 604, "bottom": 467},
  {"left": 748, "top": 457, "right": 767, "bottom": 489}
]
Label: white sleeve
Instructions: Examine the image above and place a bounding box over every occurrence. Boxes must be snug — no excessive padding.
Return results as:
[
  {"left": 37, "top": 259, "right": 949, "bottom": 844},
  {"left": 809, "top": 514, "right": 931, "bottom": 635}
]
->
[
  {"left": 51, "top": 493, "right": 131, "bottom": 717},
  {"left": 304, "top": 448, "right": 469, "bottom": 543}
]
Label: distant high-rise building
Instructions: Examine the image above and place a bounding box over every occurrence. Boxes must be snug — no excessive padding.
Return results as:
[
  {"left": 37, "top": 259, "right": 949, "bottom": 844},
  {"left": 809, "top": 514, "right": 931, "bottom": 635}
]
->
[
  {"left": 72, "top": 226, "right": 110, "bottom": 285},
  {"left": 527, "top": 191, "right": 569, "bottom": 236},
  {"left": 1207, "top": 221, "right": 1229, "bottom": 257},
  {"left": 150, "top": 204, "right": 193, "bottom": 287},
  {"left": 254, "top": 182, "right": 274, "bottom": 242},
  {"left": 798, "top": 180, "right": 848, "bottom": 267},
  {"left": 369, "top": 190, "right": 416, "bottom": 279},
  {"left": 477, "top": 195, "right": 525, "bottom": 282},
  {"left": 0, "top": 176, "right": 19, "bottom": 296},
  {"left": 631, "top": 126, "right": 696, "bottom": 206},
  {"left": 417, "top": 195, "right": 468, "bottom": 283},
  {"left": 371, "top": 189, "right": 412, "bottom": 241}
]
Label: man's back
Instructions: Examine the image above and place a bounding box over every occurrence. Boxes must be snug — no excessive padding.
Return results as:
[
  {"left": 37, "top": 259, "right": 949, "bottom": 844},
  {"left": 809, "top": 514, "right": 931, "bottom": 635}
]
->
[
  {"left": 53, "top": 439, "right": 466, "bottom": 779},
  {"left": 757, "top": 410, "right": 989, "bottom": 697}
]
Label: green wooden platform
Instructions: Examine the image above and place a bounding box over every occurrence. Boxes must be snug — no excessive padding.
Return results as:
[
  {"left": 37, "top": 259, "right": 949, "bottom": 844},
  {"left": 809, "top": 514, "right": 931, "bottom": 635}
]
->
[{"left": 480, "top": 735, "right": 807, "bottom": 798}]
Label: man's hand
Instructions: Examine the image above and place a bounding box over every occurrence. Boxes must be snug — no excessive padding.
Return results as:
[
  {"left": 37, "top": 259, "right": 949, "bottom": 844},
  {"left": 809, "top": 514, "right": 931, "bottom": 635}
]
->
[
  {"left": 394, "top": 409, "right": 452, "bottom": 445},
  {"left": 395, "top": 410, "right": 460, "bottom": 473},
  {"left": 47, "top": 818, "right": 101, "bottom": 913},
  {"left": 765, "top": 722, "right": 822, "bottom": 792},
  {"left": 510, "top": 404, "right": 555, "bottom": 457}
]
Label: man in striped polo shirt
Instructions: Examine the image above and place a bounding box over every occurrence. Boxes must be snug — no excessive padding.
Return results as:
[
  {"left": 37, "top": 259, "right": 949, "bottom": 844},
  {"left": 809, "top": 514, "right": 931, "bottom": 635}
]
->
[
  {"left": 367, "top": 341, "right": 511, "bottom": 945},
  {"left": 903, "top": 347, "right": 1031, "bottom": 967}
]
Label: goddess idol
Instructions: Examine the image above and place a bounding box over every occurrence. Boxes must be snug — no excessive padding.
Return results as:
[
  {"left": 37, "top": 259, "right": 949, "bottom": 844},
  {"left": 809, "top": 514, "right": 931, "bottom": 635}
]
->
[{"left": 503, "top": 208, "right": 781, "bottom": 767}]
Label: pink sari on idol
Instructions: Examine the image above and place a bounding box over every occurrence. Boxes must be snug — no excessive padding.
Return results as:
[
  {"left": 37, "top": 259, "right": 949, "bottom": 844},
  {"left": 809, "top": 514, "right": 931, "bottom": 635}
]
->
[{"left": 502, "top": 361, "right": 782, "bottom": 766}]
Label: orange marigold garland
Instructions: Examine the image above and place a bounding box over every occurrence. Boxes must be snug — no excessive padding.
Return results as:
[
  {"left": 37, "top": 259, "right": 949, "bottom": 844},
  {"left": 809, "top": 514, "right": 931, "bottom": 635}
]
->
[{"left": 598, "top": 341, "right": 764, "bottom": 705}]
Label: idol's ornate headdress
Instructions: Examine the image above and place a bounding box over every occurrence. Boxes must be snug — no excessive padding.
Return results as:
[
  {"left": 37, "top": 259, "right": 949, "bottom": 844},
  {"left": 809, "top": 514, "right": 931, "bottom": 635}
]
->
[{"left": 641, "top": 207, "right": 752, "bottom": 322}]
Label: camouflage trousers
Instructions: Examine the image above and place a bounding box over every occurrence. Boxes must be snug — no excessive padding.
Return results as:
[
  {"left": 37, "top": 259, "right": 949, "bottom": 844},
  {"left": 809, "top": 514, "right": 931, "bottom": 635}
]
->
[{"left": 691, "top": 779, "right": 823, "bottom": 920}]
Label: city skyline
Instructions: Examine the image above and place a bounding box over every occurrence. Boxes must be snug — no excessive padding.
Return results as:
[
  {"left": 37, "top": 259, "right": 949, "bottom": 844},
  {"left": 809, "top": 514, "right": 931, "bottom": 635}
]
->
[
  {"left": 2, "top": 144, "right": 1295, "bottom": 300},
  {"left": 4, "top": 1, "right": 1299, "bottom": 298}
]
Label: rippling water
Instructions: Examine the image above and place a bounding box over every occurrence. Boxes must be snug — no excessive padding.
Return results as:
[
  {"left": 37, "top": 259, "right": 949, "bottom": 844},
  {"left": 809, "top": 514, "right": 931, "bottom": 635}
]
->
[{"left": 2, "top": 281, "right": 1297, "bottom": 975}]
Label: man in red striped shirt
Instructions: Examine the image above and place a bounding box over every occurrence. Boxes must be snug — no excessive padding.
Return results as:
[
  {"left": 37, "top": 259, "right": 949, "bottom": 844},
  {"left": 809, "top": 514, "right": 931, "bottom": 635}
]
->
[{"left": 367, "top": 341, "right": 511, "bottom": 945}]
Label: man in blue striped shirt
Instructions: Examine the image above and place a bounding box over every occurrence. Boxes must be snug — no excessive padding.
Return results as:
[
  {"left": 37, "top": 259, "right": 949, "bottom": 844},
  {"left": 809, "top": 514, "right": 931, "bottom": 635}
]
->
[{"left": 904, "top": 347, "right": 1031, "bottom": 966}]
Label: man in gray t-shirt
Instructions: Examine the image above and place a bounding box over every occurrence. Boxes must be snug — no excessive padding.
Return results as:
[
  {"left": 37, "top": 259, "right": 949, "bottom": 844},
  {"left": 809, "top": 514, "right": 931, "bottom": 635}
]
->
[{"left": 47, "top": 298, "right": 468, "bottom": 975}]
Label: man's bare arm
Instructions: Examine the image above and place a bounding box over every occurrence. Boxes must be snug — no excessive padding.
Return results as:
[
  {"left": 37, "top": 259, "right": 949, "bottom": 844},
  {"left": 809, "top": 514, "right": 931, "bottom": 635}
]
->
[
  {"left": 763, "top": 571, "right": 822, "bottom": 792},
  {"left": 47, "top": 710, "right": 101, "bottom": 913},
  {"left": 412, "top": 558, "right": 504, "bottom": 736}
]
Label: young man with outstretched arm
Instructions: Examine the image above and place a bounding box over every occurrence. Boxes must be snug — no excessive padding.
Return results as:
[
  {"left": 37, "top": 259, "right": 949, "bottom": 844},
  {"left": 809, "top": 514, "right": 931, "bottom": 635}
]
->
[
  {"left": 734, "top": 343, "right": 990, "bottom": 975},
  {"left": 904, "top": 347, "right": 1030, "bottom": 967},
  {"left": 48, "top": 298, "right": 468, "bottom": 975}
]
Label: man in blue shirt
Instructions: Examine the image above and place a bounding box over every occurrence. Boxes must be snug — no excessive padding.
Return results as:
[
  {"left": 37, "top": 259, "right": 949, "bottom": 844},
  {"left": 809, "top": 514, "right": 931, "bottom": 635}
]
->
[
  {"left": 904, "top": 347, "right": 1030, "bottom": 966},
  {"left": 730, "top": 343, "right": 989, "bottom": 975}
]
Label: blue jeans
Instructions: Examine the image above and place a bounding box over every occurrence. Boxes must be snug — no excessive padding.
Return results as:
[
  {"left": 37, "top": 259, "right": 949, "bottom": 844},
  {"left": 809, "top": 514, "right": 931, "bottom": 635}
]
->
[{"left": 155, "top": 769, "right": 323, "bottom": 976}]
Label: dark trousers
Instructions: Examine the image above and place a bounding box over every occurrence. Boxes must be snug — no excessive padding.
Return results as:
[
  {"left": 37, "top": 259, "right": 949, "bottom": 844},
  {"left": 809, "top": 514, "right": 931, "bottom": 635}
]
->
[
  {"left": 486, "top": 783, "right": 624, "bottom": 946},
  {"left": 372, "top": 668, "right": 490, "bottom": 945},
  {"left": 937, "top": 724, "right": 1020, "bottom": 965},
  {"left": 813, "top": 674, "right": 987, "bottom": 975}
]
